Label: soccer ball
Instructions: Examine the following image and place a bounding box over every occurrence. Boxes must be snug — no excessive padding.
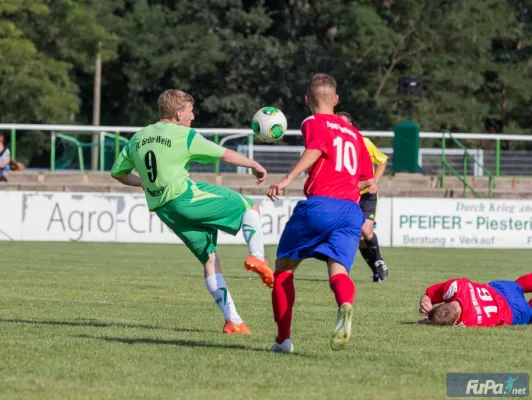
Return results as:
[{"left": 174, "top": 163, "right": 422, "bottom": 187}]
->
[{"left": 251, "top": 107, "right": 287, "bottom": 142}]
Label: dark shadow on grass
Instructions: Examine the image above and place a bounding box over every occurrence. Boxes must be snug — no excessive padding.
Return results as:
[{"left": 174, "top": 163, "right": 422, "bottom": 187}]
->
[
  {"left": 294, "top": 278, "right": 329, "bottom": 283},
  {"left": 0, "top": 318, "right": 203, "bottom": 333},
  {"left": 75, "top": 334, "right": 316, "bottom": 358},
  {"left": 179, "top": 274, "right": 328, "bottom": 283},
  {"left": 399, "top": 320, "right": 446, "bottom": 327}
]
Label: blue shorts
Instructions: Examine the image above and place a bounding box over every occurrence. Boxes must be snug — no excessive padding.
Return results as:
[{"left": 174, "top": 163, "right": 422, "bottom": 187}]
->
[
  {"left": 276, "top": 196, "right": 364, "bottom": 272},
  {"left": 489, "top": 280, "right": 532, "bottom": 325}
]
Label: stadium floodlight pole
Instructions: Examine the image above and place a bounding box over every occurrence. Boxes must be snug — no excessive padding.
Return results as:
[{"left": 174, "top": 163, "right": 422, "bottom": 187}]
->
[{"left": 91, "top": 42, "right": 102, "bottom": 171}]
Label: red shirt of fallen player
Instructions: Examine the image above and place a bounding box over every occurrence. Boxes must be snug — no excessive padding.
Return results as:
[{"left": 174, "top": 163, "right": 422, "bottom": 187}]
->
[
  {"left": 301, "top": 114, "right": 374, "bottom": 203},
  {"left": 425, "top": 278, "right": 514, "bottom": 327}
]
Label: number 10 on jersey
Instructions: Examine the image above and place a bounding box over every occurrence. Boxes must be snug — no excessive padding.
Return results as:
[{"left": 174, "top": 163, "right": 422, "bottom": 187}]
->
[{"left": 333, "top": 137, "right": 357, "bottom": 176}]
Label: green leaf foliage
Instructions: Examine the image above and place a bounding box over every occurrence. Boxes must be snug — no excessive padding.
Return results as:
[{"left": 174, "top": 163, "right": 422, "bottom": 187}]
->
[{"left": 1, "top": 0, "right": 532, "bottom": 165}]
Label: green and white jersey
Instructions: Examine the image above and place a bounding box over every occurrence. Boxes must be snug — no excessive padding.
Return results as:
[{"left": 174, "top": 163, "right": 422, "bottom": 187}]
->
[{"left": 111, "top": 122, "right": 225, "bottom": 211}]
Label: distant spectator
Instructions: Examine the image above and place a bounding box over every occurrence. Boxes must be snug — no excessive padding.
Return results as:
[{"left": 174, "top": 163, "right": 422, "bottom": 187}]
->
[
  {"left": 10, "top": 159, "right": 25, "bottom": 172},
  {"left": 0, "top": 133, "right": 11, "bottom": 182}
]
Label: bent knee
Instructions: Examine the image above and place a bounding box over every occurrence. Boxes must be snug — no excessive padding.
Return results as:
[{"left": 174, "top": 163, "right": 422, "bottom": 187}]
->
[
  {"left": 361, "top": 221, "right": 374, "bottom": 236},
  {"left": 275, "top": 258, "right": 300, "bottom": 272}
]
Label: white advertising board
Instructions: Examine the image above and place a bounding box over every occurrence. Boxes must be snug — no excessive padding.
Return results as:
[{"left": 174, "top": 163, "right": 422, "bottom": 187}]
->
[
  {"left": 6, "top": 191, "right": 532, "bottom": 249},
  {"left": 374, "top": 197, "right": 392, "bottom": 247},
  {"left": 0, "top": 191, "right": 23, "bottom": 241},
  {"left": 1, "top": 192, "right": 393, "bottom": 246},
  {"left": 21, "top": 192, "right": 118, "bottom": 242},
  {"left": 2, "top": 192, "right": 308, "bottom": 245},
  {"left": 392, "top": 198, "right": 532, "bottom": 248},
  {"left": 113, "top": 195, "right": 301, "bottom": 245}
]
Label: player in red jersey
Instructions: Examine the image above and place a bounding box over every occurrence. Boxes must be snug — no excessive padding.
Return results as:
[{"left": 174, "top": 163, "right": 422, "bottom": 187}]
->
[
  {"left": 419, "top": 272, "right": 532, "bottom": 327},
  {"left": 266, "top": 73, "right": 374, "bottom": 352}
]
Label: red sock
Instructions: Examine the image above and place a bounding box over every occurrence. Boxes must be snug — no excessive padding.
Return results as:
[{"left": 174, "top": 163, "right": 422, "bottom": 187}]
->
[
  {"left": 329, "top": 274, "right": 356, "bottom": 307},
  {"left": 516, "top": 273, "right": 532, "bottom": 293},
  {"left": 272, "top": 271, "right": 295, "bottom": 344}
]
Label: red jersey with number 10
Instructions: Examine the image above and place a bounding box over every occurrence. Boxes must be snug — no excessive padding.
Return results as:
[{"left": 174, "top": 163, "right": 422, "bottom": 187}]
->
[
  {"left": 301, "top": 114, "right": 373, "bottom": 203},
  {"left": 425, "top": 278, "right": 513, "bottom": 327}
]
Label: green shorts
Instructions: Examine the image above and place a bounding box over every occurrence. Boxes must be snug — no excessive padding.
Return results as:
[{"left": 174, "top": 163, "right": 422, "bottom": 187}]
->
[{"left": 155, "top": 181, "right": 254, "bottom": 264}]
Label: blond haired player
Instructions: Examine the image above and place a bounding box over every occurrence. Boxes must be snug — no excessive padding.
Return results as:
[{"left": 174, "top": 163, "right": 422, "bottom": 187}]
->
[
  {"left": 111, "top": 90, "right": 274, "bottom": 334},
  {"left": 337, "top": 111, "right": 388, "bottom": 282}
]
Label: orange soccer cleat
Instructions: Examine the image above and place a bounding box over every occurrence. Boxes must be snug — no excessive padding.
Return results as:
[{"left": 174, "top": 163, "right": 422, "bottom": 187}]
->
[
  {"left": 244, "top": 256, "right": 274, "bottom": 288},
  {"left": 222, "top": 320, "right": 251, "bottom": 335}
]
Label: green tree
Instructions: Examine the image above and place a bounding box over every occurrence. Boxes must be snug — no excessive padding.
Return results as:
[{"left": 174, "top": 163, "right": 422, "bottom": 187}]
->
[
  {"left": 0, "top": 0, "right": 119, "bottom": 165},
  {"left": 296, "top": 0, "right": 528, "bottom": 135},
  {"left": 0, "top": 0, "right": 78, "bottom": 123},
  {"left": 95, "top": 0, "right": 288, "bottom": 129},
  {"left": 3, "top": 0, "right": 532, "bottom": 169},
  {"left": 95, "top": 0, "right": 229, "bottom": 125}
]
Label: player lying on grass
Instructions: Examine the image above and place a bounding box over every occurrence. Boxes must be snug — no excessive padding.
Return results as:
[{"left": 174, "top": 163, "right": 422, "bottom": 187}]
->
[
  {"left": 266, "top": 73, "right": 374, "bottom": 353},
  {"left": 111, "top": 89, "right": 274, "bottom": 335},
  {"left": 419, "top": 272, "right": 532, "bottom": 327},
  {"left": 336, "top": 111, "right": 388, "bottom": 283}
]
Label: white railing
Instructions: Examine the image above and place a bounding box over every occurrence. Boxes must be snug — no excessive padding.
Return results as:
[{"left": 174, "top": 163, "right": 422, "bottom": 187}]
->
[
  {"left": 2, "top": 123, "right": 532, "bottom": 140},
  {"left": 237, "top": 145, "right": 487, "bottom": 176},
  {"left": 1, "top": 124, "right": 531, "bottom": 175}
]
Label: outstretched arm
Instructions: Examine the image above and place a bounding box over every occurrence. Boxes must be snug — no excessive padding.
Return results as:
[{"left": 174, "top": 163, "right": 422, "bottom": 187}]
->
[
  {"left": 266, "top": 149, "right": 322, "bottom": 200},
  {"left": 188, "top": 131, "right": 267, "bottom": 185},
  {"left": 220, "top": 149, "right": 267, "bottom": 185}
]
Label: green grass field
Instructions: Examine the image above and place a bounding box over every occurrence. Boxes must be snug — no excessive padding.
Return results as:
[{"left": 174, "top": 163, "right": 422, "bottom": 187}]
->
[{"left": 0, "top": 243, "right": 530, "bottom": 400}]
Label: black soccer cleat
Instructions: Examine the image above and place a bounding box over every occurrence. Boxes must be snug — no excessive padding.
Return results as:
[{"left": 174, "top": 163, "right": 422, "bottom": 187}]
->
[
  {"left": 364, "top": 257, "right": 379, "bottom": 282},
  {"left": 374, "top": 260, "right": 388, "bottom": 282}
]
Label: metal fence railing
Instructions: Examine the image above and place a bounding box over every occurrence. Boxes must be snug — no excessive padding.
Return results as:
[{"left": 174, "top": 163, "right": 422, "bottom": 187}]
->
[
  {"left": 1, "top": 124, "right": 532, "bottom": 175},
  {"left": 441, "top": 131, "right": 496, "bottom": 198},
  {"left": 237, "top": 145, "right": 490, "bottom": 177}
]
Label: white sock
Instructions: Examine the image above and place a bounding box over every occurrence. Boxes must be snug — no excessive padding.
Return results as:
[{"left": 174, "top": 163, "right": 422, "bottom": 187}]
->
[
  {"left": 242, "top": 209, "right": 265, "bottom": 260},
  {"left": 205, "top": 273, "right": 243, "bottom": 324}
]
